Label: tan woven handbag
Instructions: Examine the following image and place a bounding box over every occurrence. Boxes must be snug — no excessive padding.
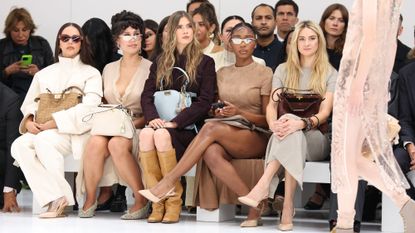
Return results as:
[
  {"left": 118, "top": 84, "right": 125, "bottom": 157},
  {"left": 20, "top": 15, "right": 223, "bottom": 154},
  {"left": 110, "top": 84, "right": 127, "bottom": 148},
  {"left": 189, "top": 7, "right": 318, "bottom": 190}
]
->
[{"left": 34, "top": 86, "right": 84, "bottom": 124}]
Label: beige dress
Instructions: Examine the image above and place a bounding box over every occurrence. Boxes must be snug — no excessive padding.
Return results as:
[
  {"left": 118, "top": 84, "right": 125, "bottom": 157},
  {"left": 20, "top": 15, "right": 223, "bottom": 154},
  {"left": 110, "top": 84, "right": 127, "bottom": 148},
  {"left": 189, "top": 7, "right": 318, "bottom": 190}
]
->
[
  {"left": 266, "top": 63, "right": 337, "bottom": 196},
  {"left": 76, "top": 58, "right": 151, "bottom": 197},
  {"left": 194, "top": 61, "right": 272, "bottom": 209}
]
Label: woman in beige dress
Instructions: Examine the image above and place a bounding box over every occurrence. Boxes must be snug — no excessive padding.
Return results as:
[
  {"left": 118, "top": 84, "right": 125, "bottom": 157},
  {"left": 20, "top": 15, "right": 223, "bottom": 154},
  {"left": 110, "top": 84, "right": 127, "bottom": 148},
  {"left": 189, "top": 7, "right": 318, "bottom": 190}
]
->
[
  {"left": 79, "top": 11, "right": 151, "bottom": 219},
  {"left": 238, "top": 21, "right": 337, "bottom": 231}
]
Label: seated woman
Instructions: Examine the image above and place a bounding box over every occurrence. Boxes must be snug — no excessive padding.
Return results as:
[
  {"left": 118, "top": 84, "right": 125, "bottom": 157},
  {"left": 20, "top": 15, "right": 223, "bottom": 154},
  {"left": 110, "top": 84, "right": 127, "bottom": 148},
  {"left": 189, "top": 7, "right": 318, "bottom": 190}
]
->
[
  {"left": 139, "top": 22, "right": 272, "bottom": 227},
  {"left": 238, "top": 21, "right": 337, "bottom": 231},
  {"left": 139, "top": 11, "right": 216, "bottom": 223},
  {"left": 10, "top": 22, "right": 102, "bottom": 218},
  {"left": 78, "top": 11, "right": 151, "bottom": 219},
  {"left": 213, "top": 15, "right": 265, "bottom": 71}
]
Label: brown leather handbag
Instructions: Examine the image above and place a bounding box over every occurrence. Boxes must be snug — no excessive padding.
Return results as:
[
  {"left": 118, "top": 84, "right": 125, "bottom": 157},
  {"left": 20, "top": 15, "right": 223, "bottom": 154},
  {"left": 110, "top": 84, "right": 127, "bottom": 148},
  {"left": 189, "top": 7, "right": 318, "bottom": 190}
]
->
[
  {"left": 272, "top": 87, "right": 328, "bottom": 133},
  {"left": 34, "top": 86, "right": 84, "bottom": 124}
]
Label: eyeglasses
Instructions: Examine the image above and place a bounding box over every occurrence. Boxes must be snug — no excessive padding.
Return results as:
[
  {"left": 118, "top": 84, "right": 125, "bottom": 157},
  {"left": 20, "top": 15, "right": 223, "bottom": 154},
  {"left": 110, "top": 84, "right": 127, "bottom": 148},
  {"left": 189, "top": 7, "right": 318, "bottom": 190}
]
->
[
  {"left": 119, "top": 33, "right": 142, "bottom": 42},
  {"left": 60, "top": 34, "right": 82, "bottom": 43},
  {"left": 230, "top": 38, "right": 255, "bottom": 45}
]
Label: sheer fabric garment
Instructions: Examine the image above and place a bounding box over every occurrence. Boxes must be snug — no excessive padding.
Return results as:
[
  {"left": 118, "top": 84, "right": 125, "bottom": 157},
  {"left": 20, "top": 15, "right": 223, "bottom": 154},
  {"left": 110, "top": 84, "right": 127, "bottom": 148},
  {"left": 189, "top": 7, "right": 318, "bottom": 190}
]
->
[{"left": 331, "top": 0, "right": 409, "bottom": 193}]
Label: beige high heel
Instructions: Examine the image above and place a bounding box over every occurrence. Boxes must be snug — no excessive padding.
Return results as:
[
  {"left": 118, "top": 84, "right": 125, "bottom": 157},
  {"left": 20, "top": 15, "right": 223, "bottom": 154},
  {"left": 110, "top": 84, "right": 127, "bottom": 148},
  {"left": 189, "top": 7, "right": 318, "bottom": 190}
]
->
[
  {"left": 277, "top": 208, "right": 296, "bottom": 231},
  {"left": 39, "top": 197, "right": 68, "bottom": 218},
  {"left": 139, "top": 187, "right": 175, "bottom": 203}
]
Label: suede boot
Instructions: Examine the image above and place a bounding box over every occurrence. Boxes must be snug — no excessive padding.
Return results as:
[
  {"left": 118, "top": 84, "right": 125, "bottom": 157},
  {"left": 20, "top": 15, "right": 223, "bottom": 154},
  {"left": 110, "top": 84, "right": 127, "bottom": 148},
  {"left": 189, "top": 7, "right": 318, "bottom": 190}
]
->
[
  {"left": 157, "top": 149, "right": 183, "bottom": 223},
  {"left": 139, "top": 150, "right": 165, "bottom": 223}
]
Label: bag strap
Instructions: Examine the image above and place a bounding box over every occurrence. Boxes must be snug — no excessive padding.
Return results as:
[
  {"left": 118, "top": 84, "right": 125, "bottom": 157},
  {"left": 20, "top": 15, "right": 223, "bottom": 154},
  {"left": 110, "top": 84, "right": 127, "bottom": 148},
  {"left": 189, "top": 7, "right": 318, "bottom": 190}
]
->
[
  {"left": 159, "top": 67, "right": 190, "bottom": 92},
  {"left": 82, "top": 104, "right": 125, "bottom": 122},
  {"left": 63, "top": 86, "right": 85, "bottom": 96}
]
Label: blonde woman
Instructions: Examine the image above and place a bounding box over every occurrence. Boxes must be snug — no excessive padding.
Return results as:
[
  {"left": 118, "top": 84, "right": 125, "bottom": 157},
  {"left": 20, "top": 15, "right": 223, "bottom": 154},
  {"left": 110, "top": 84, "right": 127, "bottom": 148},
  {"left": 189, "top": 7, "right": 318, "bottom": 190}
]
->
[
  {"left": 139, "top": 11, "right": 216, "bottom": 223},
  {"left": 238, "top": 21, "right": 337, "bottom": 231}
]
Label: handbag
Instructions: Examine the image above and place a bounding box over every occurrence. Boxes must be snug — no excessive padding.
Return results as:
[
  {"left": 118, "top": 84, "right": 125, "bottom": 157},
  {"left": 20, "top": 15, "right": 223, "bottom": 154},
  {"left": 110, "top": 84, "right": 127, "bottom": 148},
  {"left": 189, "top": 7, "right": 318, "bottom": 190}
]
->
[
  {"left": 34, "top": 86, "right": 84, "bottom": 124},
  {"left": 205, "top": 115, "right": 271, "bottom": 135},
  {"left": 362, "top": 114, "right": 401, "bottom": 158},
  {"left": 82, "top": 104, "right": 136, "bottom": 139},
  {"left": 153, "top": 67, "right": 197, "bottom": 129},
  {"left": 272, "top": 87, "right": 328, "bottom": 133}
]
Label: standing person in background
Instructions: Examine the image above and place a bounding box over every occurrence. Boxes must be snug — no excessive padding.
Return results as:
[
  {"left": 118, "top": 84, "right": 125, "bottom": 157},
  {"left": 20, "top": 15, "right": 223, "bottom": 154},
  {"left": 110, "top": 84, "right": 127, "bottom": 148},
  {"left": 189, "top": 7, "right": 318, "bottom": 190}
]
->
[
  {"left": 393, "top": 14, "right": 411, "bottom": 73},
  {"left": 11, "top": 22, "right": 102, "bottom": 218},
  {"left": 191, "top": 2, "right": 222, "bottom": 57},
  {"left": 186, "top": 0, "right": 209, "bottom": 14},
  {"left": 0, "top": 7, "right": 54, "bottom": 102},
  {"left": 150, "top": 16, "right": 169, "bottom": 61},
  {"left": 274, "top": 0, "right": 299, "bottom": 43},
  {"left": 0, "top": 7, "right": 54, "bottom": 213},
  {"left": 81, "top": 17, "right": 127, "bottom": 213},
  {"left": 251, "top": 4, "right": 282, "bottom": 72},
  {"left": 138, "top": 11, "right": 216, "bottom": 223},
  {"left": 331, "top": 0, "right": 415, "bottom": 232},
  {"left": 143, "top": 19, "right": 158, "bottom": 60}
]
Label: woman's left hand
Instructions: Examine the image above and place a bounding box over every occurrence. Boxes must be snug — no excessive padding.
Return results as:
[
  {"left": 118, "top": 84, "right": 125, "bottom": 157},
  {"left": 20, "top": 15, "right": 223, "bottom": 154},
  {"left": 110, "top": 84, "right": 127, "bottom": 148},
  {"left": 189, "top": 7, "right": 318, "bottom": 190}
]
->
[
  {"left": 21, "top": 64, "right": 39, "bottom": 76},
  {"left": 38, "top": 120, "right": 57, "bottom": 131},
  {"left": 218, "top": 101, "right": 240, "bottom": 117},
  {"left": 274, "top": 117, "right": 303, "bottom": 140}
]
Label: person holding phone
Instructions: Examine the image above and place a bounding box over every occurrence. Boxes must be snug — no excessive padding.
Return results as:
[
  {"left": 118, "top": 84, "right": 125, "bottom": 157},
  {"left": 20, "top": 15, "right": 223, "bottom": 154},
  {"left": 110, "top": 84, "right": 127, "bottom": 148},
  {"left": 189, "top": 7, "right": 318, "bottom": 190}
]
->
[
  {"left": 0, "top": 8, "right": 54, "bottom": 101},
  {"left": 0, "top": 7, "right": 53, "bottom": 213}
]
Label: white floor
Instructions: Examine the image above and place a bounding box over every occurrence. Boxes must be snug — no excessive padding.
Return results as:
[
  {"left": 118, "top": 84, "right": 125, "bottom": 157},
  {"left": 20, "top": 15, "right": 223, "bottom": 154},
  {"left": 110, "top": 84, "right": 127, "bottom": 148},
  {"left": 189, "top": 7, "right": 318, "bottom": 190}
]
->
[{"left": 0, "top": 190, "right": 386, "bottom": 233}]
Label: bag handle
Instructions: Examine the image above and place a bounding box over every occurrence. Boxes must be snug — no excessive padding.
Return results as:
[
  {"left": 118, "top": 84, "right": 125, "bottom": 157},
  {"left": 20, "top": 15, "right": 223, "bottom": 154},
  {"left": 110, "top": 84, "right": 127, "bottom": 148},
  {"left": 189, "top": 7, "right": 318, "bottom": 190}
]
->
[
  {"left": 34, "top": 86, "right": 85, "bottom": 102},
  {"left": 82, "top": 104, "right": 129, "bottom": 122},
  {"left": 159, "top": 67, "right": 190, "bottom": 92}
]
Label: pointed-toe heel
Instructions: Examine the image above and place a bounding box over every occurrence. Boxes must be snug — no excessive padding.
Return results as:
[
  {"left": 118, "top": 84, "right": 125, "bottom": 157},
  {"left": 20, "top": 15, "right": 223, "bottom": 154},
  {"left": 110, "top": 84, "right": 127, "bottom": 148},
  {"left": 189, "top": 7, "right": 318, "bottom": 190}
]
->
[
  {"left": 78, "top": 201, "right": 98, "bottom": 218},
  {"left": 278, "top": 223, "right": 293, "bottom": 231},
  {"left": 39, "top": 198, "right": 68, "bottom": 219},
  {"left": 139, "top": 187, "right": 175, "bottom": 203},
  {"left": 240, "top": 218, "right": 263, "bottom": 227},
  {"left": 121, "top": 202, "right": 150, "bottom": 220}
]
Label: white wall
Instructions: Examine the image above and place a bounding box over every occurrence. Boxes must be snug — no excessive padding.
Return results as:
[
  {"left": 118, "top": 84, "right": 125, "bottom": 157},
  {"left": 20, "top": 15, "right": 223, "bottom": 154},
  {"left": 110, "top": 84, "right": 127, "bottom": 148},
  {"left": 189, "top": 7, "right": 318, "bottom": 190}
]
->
[{"left": 1, "top": 0, "right": 414, "bottom": 51}]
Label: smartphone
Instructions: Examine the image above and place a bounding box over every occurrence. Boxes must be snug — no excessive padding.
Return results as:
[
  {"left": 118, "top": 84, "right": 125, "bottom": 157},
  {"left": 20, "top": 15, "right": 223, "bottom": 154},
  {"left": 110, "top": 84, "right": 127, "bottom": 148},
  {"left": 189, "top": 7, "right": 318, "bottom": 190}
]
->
[
  {"left": 20, "top": 54, "right": 32, "bottom": 68},
  {"left": 211, "top": 102, "right": 225, "bottom": 110}
]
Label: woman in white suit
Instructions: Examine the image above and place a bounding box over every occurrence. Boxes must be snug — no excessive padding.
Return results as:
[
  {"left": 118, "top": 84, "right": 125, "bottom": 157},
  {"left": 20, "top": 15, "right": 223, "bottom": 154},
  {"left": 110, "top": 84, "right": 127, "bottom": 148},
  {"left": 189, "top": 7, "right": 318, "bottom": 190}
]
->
[{"left": 11, "top": 22, "right": 102, "bottom": 218}]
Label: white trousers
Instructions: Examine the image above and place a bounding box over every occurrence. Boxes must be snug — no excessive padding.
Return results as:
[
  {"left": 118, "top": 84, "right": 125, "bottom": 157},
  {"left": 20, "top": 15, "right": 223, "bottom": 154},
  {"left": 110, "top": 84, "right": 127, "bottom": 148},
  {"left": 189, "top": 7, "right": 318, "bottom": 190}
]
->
[{"left": 11, "top": 129, "right": 75, "bottom": 207}]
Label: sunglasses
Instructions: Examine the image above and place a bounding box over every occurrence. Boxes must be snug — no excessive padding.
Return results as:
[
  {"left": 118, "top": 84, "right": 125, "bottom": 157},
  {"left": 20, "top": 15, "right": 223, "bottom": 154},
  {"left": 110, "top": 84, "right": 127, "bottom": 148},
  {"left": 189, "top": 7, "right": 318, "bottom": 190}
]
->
[
  {"left": 119, "top": 33, "right": 142, "bottom": 42},
  {"left": 230, "top": 38, "right": 255, "bottom": 45},
  {"left": 60, "top": 34, "right": 82, "bottom": 43}
]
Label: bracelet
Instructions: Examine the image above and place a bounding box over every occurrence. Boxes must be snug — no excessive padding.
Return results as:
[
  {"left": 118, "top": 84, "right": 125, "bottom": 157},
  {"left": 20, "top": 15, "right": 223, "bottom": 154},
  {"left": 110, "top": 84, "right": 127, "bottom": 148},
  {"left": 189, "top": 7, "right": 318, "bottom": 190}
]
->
[
  {"left": 312, "top": 115, "right": 320, "bottom": 128},
  {"left": 301, "top": 118, "right": 312, "bottom": 131}
]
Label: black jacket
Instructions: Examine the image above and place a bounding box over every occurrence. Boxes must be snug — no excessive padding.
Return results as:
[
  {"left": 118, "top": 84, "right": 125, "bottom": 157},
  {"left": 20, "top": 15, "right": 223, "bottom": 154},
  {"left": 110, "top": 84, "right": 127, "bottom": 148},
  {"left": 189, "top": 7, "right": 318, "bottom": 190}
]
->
[
  {"left": 0, "top": 36, "right": 54, "bottom": 101},
  {"left": 393, "top": 39, "right": 411, "bottom": 74},
  {"left": 398, "top": 62, "right": 415, "bottom": 143},
  {"left": 0, "top": 82, "right": 22, "bottom": 191}
]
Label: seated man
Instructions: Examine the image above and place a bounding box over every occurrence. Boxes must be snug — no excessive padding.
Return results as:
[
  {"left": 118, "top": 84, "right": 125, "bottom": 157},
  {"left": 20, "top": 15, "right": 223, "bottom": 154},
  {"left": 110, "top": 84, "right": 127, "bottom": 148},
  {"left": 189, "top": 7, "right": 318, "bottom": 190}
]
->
[
  {"left": 394, "top": 61, "right": 415, "bottom": 200},
  {"left": 0, "top": 82, "right": 22, "bottom": 212}
]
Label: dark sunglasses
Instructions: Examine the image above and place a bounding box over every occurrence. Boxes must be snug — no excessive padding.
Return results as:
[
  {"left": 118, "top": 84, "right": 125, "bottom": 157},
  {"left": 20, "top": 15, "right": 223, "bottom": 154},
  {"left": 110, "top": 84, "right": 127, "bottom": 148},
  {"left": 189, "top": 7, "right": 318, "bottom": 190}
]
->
[{"left": 59, "top": 34, "right": 82, "bottom": 43}]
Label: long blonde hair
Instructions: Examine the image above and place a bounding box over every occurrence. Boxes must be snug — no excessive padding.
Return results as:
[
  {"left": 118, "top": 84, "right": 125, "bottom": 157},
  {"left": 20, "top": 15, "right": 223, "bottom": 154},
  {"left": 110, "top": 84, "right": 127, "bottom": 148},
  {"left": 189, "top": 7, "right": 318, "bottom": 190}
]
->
[
  {"left": 285, "top": 21, "right": 331, "bottom": 96},
  {"left": 156, "top": 11, "right": 203, "bottom": 89}
]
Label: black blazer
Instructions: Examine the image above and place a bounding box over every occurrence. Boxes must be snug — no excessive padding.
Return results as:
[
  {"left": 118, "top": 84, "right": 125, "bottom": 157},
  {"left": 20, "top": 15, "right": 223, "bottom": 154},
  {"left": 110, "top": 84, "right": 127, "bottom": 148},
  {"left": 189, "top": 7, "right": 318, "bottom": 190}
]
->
[
  {"left": 398, "top": 62, "right": 415, "bottom": 143},
  {"left": 0, "top": 82, "right": 21, "bottom": 190}
]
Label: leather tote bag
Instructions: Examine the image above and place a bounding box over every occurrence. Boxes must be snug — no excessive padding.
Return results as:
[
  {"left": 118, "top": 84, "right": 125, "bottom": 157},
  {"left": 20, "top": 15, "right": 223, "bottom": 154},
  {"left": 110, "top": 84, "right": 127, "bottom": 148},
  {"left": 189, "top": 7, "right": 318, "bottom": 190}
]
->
[
  {"left": 83, "top": 104, "right": 136, "bottom": 139},
  {"left": 35, "top": 86, "right": 84, "bottom": 124},
  {"left": 153, "top": 67, "right": 196, "bottom": 130}
]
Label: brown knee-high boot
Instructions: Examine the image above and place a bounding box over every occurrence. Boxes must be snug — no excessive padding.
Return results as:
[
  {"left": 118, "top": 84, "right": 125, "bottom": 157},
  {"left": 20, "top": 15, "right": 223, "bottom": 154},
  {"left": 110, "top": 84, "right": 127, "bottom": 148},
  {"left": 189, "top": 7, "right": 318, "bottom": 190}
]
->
[
  {"left": 139, "top": 150, "right": 165, "bottom": 223},
  {"left": 157, "top": 149, "right": 183, "bottom": 223}
]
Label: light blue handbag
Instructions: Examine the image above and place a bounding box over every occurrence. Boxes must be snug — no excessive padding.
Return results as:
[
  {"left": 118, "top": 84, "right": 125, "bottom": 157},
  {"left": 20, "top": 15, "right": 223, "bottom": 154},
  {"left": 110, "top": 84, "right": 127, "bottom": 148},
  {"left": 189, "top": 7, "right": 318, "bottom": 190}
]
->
[{"left": 153, "top": 67, "right": 197, "bottom": 130}]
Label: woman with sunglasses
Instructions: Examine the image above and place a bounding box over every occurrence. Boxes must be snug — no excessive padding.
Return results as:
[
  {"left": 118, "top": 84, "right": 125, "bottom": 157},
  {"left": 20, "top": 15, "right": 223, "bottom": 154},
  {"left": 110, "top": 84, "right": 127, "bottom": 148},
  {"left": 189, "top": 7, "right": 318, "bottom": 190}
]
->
[
  {"left": 10, "top": 22, "right": 102, "bottom": 218},
  {"left": 212, "top": 15, "right": 265, "bottom": 71},
  {"left": 78, "top": 10, "right": 151, "bottom": 220},
  {"left": 139, "top": 22, "right": 272, "bottom": 227},
  {"left": 238, "top": 21, "right": 337, "bottom": 231},
  {"left": 138, "top": 11, "right": 216, "bottom": 223}
]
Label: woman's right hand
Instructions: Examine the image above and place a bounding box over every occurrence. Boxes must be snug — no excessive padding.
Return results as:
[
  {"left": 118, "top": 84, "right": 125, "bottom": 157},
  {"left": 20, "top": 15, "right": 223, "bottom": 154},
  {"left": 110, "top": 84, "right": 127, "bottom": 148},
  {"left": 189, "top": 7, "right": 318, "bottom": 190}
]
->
[
  {"left": 148, "top": 118, "right": 166, "bottom": 129},
  {"left": 4, "top": 61, "right": 22, "bottom": 76},
  {"left": 25, "top": 120, "right": 42, "bottom": 134}
]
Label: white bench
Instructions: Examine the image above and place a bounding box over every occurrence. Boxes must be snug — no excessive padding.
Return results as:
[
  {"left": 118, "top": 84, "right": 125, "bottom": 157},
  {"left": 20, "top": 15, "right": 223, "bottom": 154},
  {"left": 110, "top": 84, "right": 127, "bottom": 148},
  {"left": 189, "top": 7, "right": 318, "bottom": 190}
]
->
[{"left": 195, "top": 161, "right": 404, "bottom": 232}]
